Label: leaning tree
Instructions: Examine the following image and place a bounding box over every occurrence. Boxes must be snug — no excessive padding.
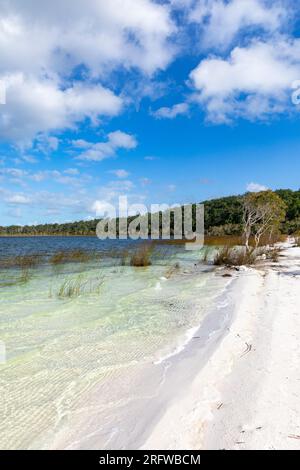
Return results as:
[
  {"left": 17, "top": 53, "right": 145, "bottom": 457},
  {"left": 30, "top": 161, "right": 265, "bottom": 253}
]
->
[{"left": 243, "top": 191, "right": 286, "bottom": 250}]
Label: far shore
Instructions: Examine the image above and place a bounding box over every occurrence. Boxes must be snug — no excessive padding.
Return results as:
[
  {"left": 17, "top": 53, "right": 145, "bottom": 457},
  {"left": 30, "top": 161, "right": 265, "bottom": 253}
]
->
[{"left": 0, "top": 234, "right": 98, "bottom": 237}]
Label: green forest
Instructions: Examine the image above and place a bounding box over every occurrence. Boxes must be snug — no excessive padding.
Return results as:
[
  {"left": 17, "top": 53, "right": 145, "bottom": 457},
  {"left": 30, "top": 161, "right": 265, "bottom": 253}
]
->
[{"left": 1, "top": 189, "right": 300, "bottom": 237}]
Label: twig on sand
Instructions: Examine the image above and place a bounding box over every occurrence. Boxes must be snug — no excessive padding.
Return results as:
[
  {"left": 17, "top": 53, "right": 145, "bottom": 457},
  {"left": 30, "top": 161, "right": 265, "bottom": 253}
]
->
[
  {"left": 241, "top": 342, "right": 252, "bottom": 357},
  {"left": 288, "top": 434, "right": 300, "bottom": 440}
]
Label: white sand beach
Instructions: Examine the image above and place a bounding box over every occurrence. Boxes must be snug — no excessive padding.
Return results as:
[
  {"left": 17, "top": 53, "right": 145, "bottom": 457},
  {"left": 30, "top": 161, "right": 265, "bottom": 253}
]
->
[{"left": 142, "top": 241, "right": 300, "bottom": 450}]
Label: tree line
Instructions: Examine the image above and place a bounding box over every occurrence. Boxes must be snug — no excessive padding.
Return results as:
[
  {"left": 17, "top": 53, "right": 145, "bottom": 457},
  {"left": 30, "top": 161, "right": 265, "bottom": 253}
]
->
[{"left": 1, "top": 189, "right": 299, "bottom": 237}]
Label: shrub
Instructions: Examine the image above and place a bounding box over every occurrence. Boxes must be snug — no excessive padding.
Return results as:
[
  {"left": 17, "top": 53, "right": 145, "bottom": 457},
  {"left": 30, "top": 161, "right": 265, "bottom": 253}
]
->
[
  {"left": 267, "top": 247, "right": 281, "bottom": 262},
  {"left": 130, "top": 244, "right": 153, "bottom": 267},
  {"left": 214, "top": 246, "right": 257, "bottom": 266}
]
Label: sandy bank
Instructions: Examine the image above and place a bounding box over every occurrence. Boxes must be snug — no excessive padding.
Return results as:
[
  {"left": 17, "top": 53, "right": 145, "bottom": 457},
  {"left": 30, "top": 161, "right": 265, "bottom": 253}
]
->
[{"left": 142, "top": 242, "right": 300, "bottom": 450}]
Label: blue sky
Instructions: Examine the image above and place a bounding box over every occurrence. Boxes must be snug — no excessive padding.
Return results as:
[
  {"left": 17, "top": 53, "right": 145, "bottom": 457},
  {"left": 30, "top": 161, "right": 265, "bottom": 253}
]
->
[{"left": 0, "top": 0, "right": 300, "bottom": 226}]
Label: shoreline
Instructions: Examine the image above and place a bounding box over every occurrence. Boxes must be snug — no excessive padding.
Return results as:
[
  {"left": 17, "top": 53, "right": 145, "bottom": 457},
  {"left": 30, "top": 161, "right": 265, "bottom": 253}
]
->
[{"left": 141, "top": 241, "right": 300, "bottom": 450}]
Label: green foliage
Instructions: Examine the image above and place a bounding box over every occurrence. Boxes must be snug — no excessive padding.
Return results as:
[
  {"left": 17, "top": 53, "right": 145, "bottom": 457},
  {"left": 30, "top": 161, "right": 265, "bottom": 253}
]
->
[
  {"left": 1, "top": 189, "right": 300, "bottom": 237},
  {"left": 243, "top": 190, "right": 286, "bottom": 248}
]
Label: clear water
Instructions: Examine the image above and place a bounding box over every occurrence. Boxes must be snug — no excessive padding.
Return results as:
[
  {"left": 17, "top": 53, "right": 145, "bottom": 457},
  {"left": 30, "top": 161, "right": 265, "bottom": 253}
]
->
[{"left": 0, "top": 237, "right": 227, "bottom": 449}]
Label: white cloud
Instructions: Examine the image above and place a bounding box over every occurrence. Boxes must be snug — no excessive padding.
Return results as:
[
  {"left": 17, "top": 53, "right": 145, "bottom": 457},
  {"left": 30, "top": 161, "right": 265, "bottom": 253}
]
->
[
  {"left": 190, "top": 39, "right": 300, "bottom": 121},
  {"left": 188, "top": 0, "right": 286, "bottom": 50},
  {"left": 71, "top": 139, "right": 91, "bottom": 149},
  {"left": 107, "top": 180, "right": 135, "bottom": 192},
  {"left": 110, "top": 169, "right": 130, "bottom": 179},
  {"left": 0, "top": 166, "right": 86, "bottom": 187},
  {"left": 140, "top": 177, "right": 152, "bottom": 186},
  {"left": 0, "top": 0, "right": 175, "bottom": 78},
  {"left": 0, "top": 0, "right": 175, "bottom": 144},
  {"left": 0, "top": 74, "right": 122, "bottom": 144},
  {"left": 64, "top": 168, "right": 79, "bottom": 176},
  {"left": 36, "top": 135, "right": 60, "bottom": 153},
  {"left": 5, "top": 194, "right": 31, "bottom": 204},
  {"left": 0, "top": 167, "right": 27, "bottom": 179},
  {"left": 107, "top": 131, "right": 137, "bottom": 149},
  {"left": 77, "top": 131, "right": 137, "bottom": 162},
  {"left": 91, "top": 200, "right": 115, "bottom": 217},
  {"left": 144, "top": 155, "right": 158, "bottom": 161},
  {"left": 152, "top": 102, "right": 189, "bottom": 119},
  {"left": 19, "top": 155, "right": 38, "bottom": 164},
  {"left": 247, "top": 182, "right": 268, "bottom": 192}
]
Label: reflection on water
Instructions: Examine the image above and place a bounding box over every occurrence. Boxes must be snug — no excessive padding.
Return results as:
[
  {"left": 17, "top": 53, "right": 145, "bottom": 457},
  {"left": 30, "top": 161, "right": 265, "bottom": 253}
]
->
[{"left": 0, "top": 237, "right": 225, "bottom": 449}]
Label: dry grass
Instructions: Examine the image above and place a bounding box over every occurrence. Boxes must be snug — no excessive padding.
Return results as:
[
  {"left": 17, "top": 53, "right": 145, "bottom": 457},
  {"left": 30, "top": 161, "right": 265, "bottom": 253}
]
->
[
  {"left": 0, "top": 266, "right": 33, "bottom": 287},
  {"left": 0, "top": 254, "right": 39, "bottom": 286},
  {"left": 119, "top": 250, "right": 129, "bottom": 266},
  {"left": 205, "top": 233, "right": 287, "bottom": 248},
  {"left": 214, "top": 246, "right": 257, "bottom": 266},
  {"left": 129, "top": 243, "right": 153, "bottom": 267},
  {"left": 294, "top": 236, "right": 300, "bottom": 247},
  {"left": 0, "top": 253, "right": 44, "bottom": 269},
  {"left": 50, "top": 249, "right": 93, "bottom": 265},
  {"left": 267, "top": 247, "right": 282, "bottom": 262},
  {"left": 258, "top": 233, "right": 287, "bottom": 247},
  {"left": 57, "top": 273, "right": 104, "bottom": 299},
  {"left": 200, "top": 246, "right": 211, "bottom": 262},
  {"left": 19, "top": 268, "right": 32, "bottom": 284},
  {"left": 205, "top": 235, "right": 243, "bottom": 247},
  {"left": 165, "top": 262, "right": 180, "bottom": 279}
]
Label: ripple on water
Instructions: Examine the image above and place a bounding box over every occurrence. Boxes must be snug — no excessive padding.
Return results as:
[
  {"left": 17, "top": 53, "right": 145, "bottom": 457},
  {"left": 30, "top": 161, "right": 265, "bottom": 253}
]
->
[{"left": 0, "top": 249, "right": 226, "bottom": 449}]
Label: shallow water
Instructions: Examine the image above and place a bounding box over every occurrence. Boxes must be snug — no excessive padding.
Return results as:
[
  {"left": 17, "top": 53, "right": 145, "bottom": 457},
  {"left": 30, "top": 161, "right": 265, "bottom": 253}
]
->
[{"left": 0, "top": 237, "right": 227, "bottom": 449}]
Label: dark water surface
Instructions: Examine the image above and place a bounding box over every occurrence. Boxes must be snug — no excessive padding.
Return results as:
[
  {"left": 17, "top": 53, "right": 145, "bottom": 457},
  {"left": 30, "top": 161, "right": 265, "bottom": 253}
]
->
[{"left": 0, "top": 236, "right": 137, "bottom": 259}]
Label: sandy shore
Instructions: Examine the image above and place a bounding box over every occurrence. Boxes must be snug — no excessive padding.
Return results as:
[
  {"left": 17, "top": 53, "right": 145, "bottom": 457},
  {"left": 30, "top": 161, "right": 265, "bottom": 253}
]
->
[{"left": 142, "top": 241, "right": 300, "bottom": 450}]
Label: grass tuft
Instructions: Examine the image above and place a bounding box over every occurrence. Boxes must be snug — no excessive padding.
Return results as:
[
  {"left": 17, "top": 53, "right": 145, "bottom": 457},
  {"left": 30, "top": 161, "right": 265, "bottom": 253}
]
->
[
  {"left": 50, "top": 249, "right": 93, "bottom": 265},
  {"left": 56, "top": 273, "right": 104, "bottom": 299},
  {"left": 213, "top": 246, "right": 257, "bottom": 266},
  {"left": 165, "top": 262, "right": 180, "bottom": 279},
  {"left": 129, "top": 243, "right": 153, "bottom": 267},
  {"left": 294, "top": 236, "right": 300, "bottom": 247}
]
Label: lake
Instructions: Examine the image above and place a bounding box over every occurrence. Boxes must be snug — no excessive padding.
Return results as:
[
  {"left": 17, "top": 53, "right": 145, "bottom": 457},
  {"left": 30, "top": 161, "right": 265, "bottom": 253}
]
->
[{"left": 0, "top": 236, "right": 230, "bottom": 449}]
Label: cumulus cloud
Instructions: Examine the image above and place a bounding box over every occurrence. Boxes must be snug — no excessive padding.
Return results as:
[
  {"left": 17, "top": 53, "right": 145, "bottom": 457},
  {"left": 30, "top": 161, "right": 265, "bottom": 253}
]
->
[
  {"left": 189, "top": 39, "right": 300, "bottom": 121},
  {"left": 152, "top": 102, "right": 189, "bottom": 119},
  {"left": 0, "top": 74, "right": 122, "bottom": 144},
  {"left": 0, "top": 0, "right": 175, "bottom": 77},
  {"left": 0, "top": 0, "right": 176, "bottom": 144},
  {"left": 188, "top": 0, "right": 287, "bottom": 50},
  {"left": 77, "top": 131, "right": 137, "bottom": 162},
  {"left": 247, "top": 182, "right": 268, "bottom": 192}
]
